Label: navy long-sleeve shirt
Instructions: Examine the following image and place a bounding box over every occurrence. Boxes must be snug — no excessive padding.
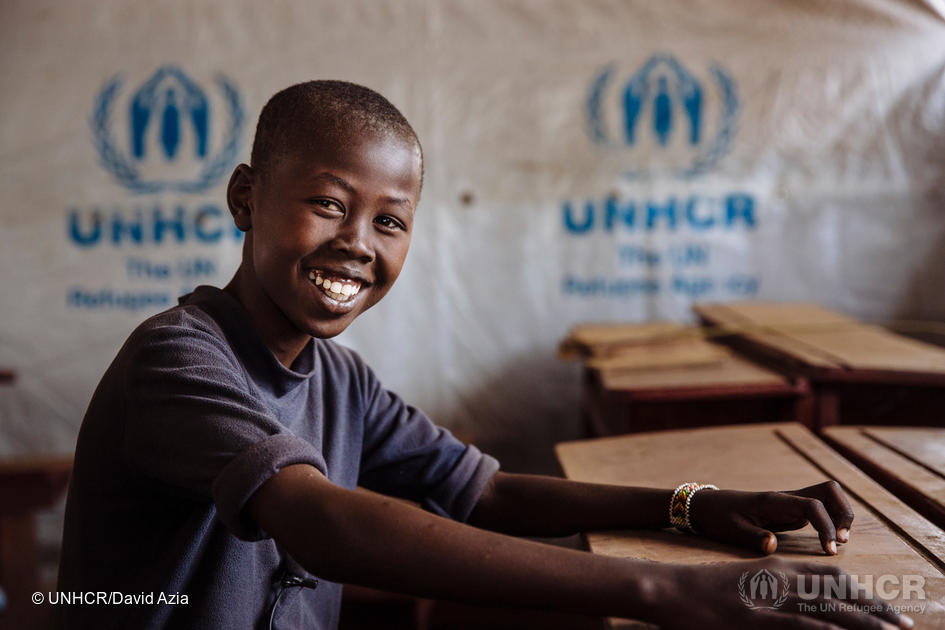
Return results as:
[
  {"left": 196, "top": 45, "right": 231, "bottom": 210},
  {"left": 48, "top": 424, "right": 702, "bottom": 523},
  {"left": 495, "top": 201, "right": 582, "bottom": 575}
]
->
[{"left": 58, "top": 285, "right": 499, "bottom": 629}]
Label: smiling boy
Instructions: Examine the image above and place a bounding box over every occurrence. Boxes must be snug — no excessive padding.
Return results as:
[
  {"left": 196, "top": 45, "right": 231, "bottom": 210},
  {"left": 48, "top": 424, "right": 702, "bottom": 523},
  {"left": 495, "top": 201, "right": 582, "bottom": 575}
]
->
[{"left": 58, "top": 81, "right": 912, "bottom": 630}]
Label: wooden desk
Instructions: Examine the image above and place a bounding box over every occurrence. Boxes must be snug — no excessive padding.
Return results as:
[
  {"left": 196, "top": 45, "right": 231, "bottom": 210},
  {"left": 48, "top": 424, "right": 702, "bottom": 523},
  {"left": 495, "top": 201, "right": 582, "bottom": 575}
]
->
[
  {"left": 562, "top": 324, "right": 812, "bottom": 436},
  {"left": 582, "top": 355, "right": 811, "bottom": 436},
  {"left": 556, "top": 423, "right": 945, "bottom": 628},
  {"left": 823, "top": 426, "right": 945, "bottom": 532},
  {"left": 694, "top": 302, "right": 945, "bottom": 429}
]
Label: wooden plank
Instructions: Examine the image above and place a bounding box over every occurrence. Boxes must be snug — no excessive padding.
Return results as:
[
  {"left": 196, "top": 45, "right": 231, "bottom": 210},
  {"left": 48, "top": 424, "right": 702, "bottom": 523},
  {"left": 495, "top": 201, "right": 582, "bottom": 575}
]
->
[
  {"left": 696, "top": 301, "right": 945, "bottom": 379},
  {"left": 599, "top": 353, "right": 786, "bottom": 393},
  {"left": 702, "top": 302, "right": 860, "bottom": 327},
  {"left": 556, "top": 423, "right": 945, "bottom": 628},
  {"left": 779, "top": 326, "right": 945, "bottom": 376},
  {"left": 822, "top": 426, "right": 945, "bottom": 531},
  {"left": 695, "top": 302, "right": 845, "bottom": 370},
  {"left": 865, "top": 428, "right": 945, "bottom": 479},
  {"left": 558, "top": 322, "right": 690, "bottom": 359},
  {"left": 586, "top": 338, "right": 730, "bottom": 372},
  {"left": 565, "top": 322, "right": 690, "bottom": 350}
]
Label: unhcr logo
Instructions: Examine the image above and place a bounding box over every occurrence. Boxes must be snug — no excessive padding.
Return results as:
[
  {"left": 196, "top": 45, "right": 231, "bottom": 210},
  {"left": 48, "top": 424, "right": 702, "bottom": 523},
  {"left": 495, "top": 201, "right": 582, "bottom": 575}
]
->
[
  {"left": 91, "top": 66, "right": 244, "bottom": 194},
  {"left": 738, "top": 569, "right": 790, "bottom": 610},
  {"left": 586, "top": 54, "right": 739, "bottom": 179}
]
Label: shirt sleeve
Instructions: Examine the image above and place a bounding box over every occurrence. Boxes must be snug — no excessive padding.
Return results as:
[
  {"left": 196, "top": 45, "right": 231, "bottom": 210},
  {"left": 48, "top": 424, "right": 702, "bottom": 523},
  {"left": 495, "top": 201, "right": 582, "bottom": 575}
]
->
[
  {"left": 355, "top": 360, "right": 499, "bottom": 523},
  {"left": 122, "top": 321, "right": 327, "bottom": 541}
]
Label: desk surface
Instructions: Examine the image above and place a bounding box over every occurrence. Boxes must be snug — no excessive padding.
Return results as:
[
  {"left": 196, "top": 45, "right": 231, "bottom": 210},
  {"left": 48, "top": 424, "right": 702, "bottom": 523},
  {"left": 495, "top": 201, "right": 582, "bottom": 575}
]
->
[
  {"left": 823, "top": 426, "right": 945, "bottom": 531},
  {"left": 598, "top": 353, "right": 791, "bottom": 397},
  {"left": 556, "top": 423, "right": 945, "bottom": 628},
  {"left": 695, "top": 301, "right": 945, "bottom": 383},
  {"left": 562, "top": 321, "right": 799, "bottom": 397}
]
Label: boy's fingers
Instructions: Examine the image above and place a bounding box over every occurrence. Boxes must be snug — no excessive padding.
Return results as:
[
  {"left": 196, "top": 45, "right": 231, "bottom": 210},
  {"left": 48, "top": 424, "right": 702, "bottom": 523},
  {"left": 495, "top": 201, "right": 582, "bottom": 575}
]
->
[
  {"left": 823, "top": 489, "right": 854, "bottom": 541},
  {"left": 775, "top": 495, "right": 838, "bottom": 555},
  {"left": 789, "top": 481, "right": 855, "bottom": 540},
  {"left": 766, "top": 518, "right": 810, "bottom": 532},
  {"left": 730, "top": 516, "right": 778, "bottom": 554},
  {"left": 815, "top": 481, "right": 855, "bottom": 537}
]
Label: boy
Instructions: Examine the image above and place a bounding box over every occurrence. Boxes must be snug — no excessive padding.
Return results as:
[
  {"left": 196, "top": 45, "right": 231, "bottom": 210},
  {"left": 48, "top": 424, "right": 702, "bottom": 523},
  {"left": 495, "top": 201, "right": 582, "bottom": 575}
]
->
[{"left": 58, "top": 81, "right": 912, "bottom": 630}]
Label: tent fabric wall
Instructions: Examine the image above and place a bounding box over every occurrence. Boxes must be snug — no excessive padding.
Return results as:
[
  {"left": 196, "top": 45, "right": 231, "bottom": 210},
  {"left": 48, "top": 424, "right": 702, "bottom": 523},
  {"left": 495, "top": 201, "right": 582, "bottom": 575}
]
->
[{"left": 1, "top": 0, "right": 944, "bottom": 472}]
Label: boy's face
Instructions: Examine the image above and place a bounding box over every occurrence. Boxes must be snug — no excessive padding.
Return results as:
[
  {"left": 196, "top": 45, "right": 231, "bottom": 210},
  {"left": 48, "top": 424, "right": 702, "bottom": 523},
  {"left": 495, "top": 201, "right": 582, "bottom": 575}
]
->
[{"left": 235, "top": 128, "right": 422, "bottom": 341}]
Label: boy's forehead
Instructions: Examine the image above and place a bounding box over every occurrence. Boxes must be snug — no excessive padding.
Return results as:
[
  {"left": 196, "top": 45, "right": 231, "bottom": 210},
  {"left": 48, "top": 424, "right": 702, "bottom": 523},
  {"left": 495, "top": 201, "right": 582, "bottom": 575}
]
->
[{"left": 271, "top": 127, "right": 422, "bottom": 194}]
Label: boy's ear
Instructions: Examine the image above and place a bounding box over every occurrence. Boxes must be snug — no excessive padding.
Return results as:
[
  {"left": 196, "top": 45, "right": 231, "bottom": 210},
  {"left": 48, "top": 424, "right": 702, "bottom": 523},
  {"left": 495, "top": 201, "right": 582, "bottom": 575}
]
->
[{"left": 226, "top": 164, "right": 255, "bottom": 232}]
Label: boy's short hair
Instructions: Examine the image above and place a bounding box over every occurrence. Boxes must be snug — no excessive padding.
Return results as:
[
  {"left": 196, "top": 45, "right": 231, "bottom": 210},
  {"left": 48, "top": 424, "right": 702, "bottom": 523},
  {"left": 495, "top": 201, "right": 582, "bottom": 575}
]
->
[{"left": 250, "top": 80, "right": 422, "bottom": 179}]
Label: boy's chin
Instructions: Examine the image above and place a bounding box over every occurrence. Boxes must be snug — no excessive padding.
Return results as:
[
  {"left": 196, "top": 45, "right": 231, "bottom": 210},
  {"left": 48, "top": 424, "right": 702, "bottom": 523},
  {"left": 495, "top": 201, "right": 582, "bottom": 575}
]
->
[
  {"left": 306, "top": 320, "right": 352, "bottom": 339},
  {"left": 303, "top": 308, "right": 370, "bottom": 339},
  {"left": 300, "top": 298, "right": 378, "bottom": 339}
]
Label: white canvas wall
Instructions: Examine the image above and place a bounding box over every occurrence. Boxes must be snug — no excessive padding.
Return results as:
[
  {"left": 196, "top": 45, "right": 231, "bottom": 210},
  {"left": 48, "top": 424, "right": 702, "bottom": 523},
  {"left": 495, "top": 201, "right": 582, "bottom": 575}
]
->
[{"left": 2, "top": 0, "right": 944, "bottom": 471}]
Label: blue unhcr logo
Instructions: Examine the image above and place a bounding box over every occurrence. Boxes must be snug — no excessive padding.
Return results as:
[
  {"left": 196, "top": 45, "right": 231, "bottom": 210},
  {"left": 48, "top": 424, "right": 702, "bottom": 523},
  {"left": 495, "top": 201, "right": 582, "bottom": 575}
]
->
[
  {"left": 586, "top": 55, "right": 739, "bottom": 179},
  {"left": 91, "top": 66, "right": 244, "bottom": 194}
]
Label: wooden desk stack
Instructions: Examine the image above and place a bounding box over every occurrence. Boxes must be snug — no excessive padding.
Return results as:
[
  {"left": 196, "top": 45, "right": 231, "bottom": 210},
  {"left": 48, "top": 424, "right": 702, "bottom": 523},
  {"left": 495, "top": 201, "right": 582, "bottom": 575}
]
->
[
  {"left": 560, "top": 322, "right": 811, "bottom": 437},
  {"left": 566, "top": 301, "right": 945, "bottom": 436},
  {"left": 695, "top": 301, "right": 945, "bottom": 430}
]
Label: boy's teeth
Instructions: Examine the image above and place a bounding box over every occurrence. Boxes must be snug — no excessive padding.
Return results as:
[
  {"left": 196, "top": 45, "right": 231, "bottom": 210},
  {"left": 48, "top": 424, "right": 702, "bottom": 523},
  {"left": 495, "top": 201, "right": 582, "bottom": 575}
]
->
[{"left": 308, "top": 270, "right": 362, "bottom": 302}]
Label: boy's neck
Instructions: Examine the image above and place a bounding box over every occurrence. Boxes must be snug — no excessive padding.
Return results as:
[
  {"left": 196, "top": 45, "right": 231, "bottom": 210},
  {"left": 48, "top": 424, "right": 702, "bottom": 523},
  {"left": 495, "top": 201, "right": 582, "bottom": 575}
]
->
[{"left": 223, "top": 270, "right": 311, "bottom": 370}]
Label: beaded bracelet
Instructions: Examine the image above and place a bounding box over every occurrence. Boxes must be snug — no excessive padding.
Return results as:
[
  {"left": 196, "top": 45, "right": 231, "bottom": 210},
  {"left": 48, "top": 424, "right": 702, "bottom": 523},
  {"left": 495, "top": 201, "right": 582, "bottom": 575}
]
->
[{"left": 669, "top": 482, "right": 719, "bottom": 533}]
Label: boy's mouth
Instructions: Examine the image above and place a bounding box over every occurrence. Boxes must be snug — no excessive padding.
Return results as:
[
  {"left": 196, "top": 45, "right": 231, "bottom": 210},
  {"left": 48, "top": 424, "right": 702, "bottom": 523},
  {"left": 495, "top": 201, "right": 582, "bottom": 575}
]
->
[{"left": 308, "top": 269, "right": 362, "bottom": 304}]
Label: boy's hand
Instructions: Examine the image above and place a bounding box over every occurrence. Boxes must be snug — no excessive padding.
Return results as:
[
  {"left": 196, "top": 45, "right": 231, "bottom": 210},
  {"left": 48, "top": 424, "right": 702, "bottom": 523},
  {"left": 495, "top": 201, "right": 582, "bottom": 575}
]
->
[
  {"left": 649, "top": 557, "right": 912, "bottom": 630},
  {"left": 688, "top": 481, "right": 855, "bottom": 555}
]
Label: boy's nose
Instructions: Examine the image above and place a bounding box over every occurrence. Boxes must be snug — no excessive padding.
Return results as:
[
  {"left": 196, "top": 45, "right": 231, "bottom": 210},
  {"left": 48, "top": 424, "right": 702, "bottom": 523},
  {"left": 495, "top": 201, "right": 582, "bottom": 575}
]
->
[{"left": 333, "top": 220, "right": 374, "bottom": 262}]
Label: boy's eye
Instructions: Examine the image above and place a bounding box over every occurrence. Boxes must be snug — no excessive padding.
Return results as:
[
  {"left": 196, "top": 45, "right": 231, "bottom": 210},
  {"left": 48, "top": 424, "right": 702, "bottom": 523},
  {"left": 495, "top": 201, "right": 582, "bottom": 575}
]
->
[
  {"left": 311, "top": 199, "right": 344, "bottom": 214},
  {"left": 375, "top": 215, "right": 406, "bottom": 232}
]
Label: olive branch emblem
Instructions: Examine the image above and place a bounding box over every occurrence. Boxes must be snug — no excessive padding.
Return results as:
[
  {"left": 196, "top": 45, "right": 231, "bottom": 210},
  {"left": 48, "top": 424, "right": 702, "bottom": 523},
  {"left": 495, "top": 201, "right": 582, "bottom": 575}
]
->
[
  {"left": 738, "top": 570, "right": 790, "bottom": 610},
  {"left": 679, "top": 63, "right": 739, "bottom": 179},
  {"left": 585, "top": 55, "right": 740, "bottom": 180},
  {"left": 91, "top": 69, "right": 243, "bottom": 194}
]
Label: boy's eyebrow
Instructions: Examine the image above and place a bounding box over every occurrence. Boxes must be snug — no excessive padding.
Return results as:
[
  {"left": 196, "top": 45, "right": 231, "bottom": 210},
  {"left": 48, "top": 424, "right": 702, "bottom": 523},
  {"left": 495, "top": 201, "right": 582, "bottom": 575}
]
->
[
  {"left": 309, "top": 172, "right": 355, "bottom": 193},
  {"left": 310, "top": 171, "right": 414, "bottom": 208},
  {"left": 382, "top": 196, "right": 412, "bottom": 208}
]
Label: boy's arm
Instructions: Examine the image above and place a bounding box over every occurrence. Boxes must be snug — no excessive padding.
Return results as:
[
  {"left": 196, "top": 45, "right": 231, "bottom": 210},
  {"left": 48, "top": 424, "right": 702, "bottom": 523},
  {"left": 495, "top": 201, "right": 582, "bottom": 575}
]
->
[
  {"left": 468, "top": 472, "right": 855, "bottom": 556},
  {"left": 468, "top": 472, "right": 673, "bottom": 534},
  {"left": 248, "top": 464, "right": 660, "bottom": 620},
  {"left": 249, "top": 464, "right": 907, "bottom": 629}
]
